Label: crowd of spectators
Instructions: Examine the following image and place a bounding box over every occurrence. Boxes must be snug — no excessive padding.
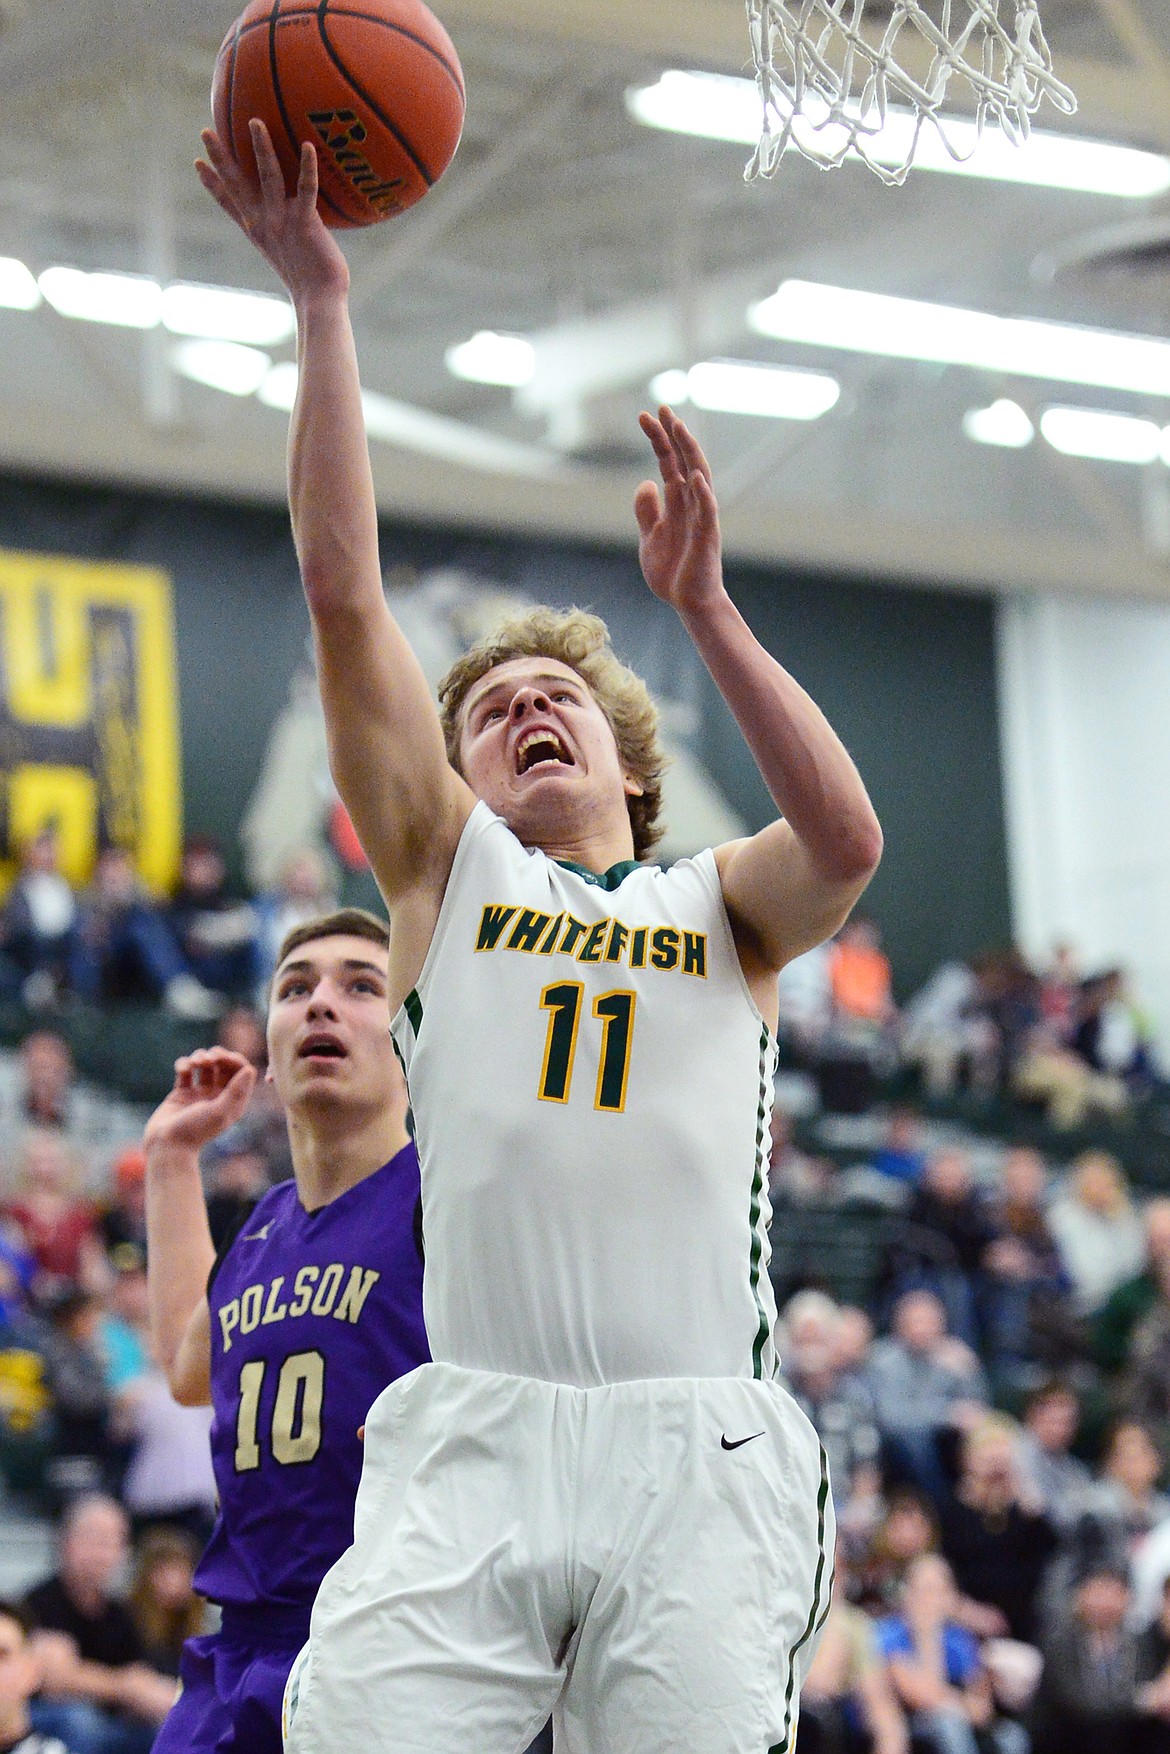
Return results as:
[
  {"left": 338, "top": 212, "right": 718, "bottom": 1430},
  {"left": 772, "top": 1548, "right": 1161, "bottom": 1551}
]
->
[
  {"left": 0, "top": 829, "right": 337, "bottom": 1023},
  {"left": 778, "top": 924, "right": 1161, "bottom": 1132},
  {"left": 777, "top": 1101, "right": 1170, "bottom": 1752}
]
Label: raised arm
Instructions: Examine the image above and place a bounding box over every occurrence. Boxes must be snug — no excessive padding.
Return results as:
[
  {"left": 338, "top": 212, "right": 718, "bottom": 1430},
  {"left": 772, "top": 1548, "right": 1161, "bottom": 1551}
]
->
[
  {"left": 196, "top": 124, "right": 473, "bottom": 914},
  {"left": 636, "top": 408, "right": 882, "bottom": 990},
  {"left": 143, "top": 1048, "right": 256, "bottom": 1407}
]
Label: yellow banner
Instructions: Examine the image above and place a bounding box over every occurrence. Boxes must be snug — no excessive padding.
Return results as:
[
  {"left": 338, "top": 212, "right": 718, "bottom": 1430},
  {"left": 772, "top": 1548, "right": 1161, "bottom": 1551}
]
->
[{"left": 0, "top": 549, "right": 181, "bottom": 895}]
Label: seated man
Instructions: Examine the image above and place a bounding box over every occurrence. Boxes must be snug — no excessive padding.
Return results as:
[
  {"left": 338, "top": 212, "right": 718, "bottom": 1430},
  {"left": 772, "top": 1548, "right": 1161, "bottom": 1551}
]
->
[
  {"left": 0, "top": 1599, "right": 69, "bottom": 1754},
  {"left": 22, "top": 1495, "right": 175, "bottom": 1754}
]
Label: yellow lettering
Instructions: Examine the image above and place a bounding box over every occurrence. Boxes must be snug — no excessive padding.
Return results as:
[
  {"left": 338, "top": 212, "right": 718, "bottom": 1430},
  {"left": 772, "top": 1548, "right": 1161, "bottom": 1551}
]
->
[
  {"left": 475, "top": 905, "right": 518, "bottom": 951},
  {"left": 2, "top": 574, "right": 91, "bottom": 726},
  {"left": 334, "top": 1267, "right": 381, "bottom": 1324},
  {"left": 604, "top": 921, "right": 630, "bottom": 965},
  {"left": 682, "top": 931, "right": 708, "bottom": 978},
  {"left": 558, "top": 916, "right": 588, "bottom": 956},
  {"left": 650, "top": 927, "right": 681, "bottom": 972},
  {"left": 261, "top": 1276, "right": 288, "bottom": 1324},
  {"left": 288, "top": 1266, "right": 319, "bottom": 1318},
  {"left": 310, "top": 1263, "right": 345, "bottom": 1317},
  {"left": 576, "top": 920, "right": 608, "bottom": 964},
  {"left": 218, "top": 1301, "right": 240, "bottom": 1353},
  {"left": 7, "top": 767, "right": 98, "bottom": 890},
  {"left": 630, "top": 928, "right": 648, "bottom": 969},
  {"left": 239, "top": 1285, "right": 263, "bottom": 1334},
  {"left": 506, "top": 909, "right": 551, "bottom": 953}
]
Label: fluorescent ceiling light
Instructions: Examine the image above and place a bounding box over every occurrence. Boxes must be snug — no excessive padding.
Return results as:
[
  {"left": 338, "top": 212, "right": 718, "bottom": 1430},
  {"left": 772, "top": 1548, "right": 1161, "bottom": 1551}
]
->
[
  {"left": 627, "top": 71, "right": 1170, "bottom": 199},
  {"left": 39, "top": 266, "right": 162, "bottom": 329},
  {"left": 963, "top": 399, "right": 1035, "bottom": 448},
  {"left": 173, "top": 339, "right": 272, "bottom": 396},
  {"left": 446, "top": 331, "right": 535, "bottom": 387},
  {"left": 1040, "top": 406, "right": 1164, "bottom": 464},
  {"left": 162, "top": 283, "right": 294, "bottom": 346},
  {"left": 258, "top": 361, "right": 299, "bottom": 411},
  {"left": 751, "top": 280, "right": 1170, "bottom": 398},
  {"left": 0, "top": 258, "right": 41, "bottom": 311},
  {"left": 652, "top": 359, "right": 838, "bottom": 420}
]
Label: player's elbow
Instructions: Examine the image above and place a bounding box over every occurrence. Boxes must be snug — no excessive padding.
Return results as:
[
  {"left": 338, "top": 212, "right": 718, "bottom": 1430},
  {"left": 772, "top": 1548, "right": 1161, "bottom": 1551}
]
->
[
  {"left": 831, "top": 811, "right": 883, "bottom": 885},
  {"left": 168, "top": 1370, "right": 211, "bottom": 1409}
]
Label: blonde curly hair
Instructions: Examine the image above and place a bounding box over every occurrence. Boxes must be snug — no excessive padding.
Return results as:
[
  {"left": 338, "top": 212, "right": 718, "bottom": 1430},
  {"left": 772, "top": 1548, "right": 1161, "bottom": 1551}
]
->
[{"left": 438, "top": 606, "right": 667, "bottom": 859}]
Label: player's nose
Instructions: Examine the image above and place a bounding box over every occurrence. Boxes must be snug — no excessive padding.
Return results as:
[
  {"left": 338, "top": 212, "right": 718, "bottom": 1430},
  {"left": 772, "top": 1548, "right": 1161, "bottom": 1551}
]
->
[{"left": 509, "top": 686, "right": 551, "bottom": 720}]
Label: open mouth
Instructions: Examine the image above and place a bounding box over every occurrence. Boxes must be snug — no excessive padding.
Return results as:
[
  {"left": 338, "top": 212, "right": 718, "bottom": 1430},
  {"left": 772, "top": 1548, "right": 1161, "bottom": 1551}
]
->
[
  {"left": 298, "top": 1034, "right": 347, "bottom": 1061},
  {"left": 515, "top": 728, "right": 573, "bottom": 775}
]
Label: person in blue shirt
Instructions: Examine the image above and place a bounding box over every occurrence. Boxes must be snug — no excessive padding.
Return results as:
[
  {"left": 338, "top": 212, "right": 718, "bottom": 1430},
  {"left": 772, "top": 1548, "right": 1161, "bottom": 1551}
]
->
[{"left": 876, "top": 1554, "right": 1026, "bottom": 1754}]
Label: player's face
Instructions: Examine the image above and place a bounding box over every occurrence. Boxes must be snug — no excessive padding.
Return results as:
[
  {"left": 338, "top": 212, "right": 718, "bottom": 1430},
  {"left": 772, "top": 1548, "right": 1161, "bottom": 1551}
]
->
[
  {"left": 458, "top": 656, "right": 642, "bottom": 849},
  {"left": 267, "top": 935, "right": 399, "bottom": 1113}
]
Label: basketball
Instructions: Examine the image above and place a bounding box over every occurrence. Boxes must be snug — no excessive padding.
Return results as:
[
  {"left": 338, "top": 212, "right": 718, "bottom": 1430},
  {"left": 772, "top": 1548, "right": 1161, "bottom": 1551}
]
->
[{"left": 212, "top": 0, "right": 465, "bottom": 229}]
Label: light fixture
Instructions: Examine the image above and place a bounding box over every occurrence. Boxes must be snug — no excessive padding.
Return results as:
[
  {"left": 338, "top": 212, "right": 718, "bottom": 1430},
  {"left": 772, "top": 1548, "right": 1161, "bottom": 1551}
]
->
[
  {"left": 446, "top": 331, "right": 536, "bottom": 388},
  {"left": 39, "top": 267, "right": 162, "bottom": 329},
  {"left": 651, "top": 359, "right": 839, "bottom": 420},
  {"left": 258, "top": 361, "right": 299, "bottom": 411},
  {"left": 173, "top": 339, "right": 272, "bottom": 396},
  {"left": 0, "top": 258, "right": 41, "bottom": 312},
  {"left": 627, "top": 71, "right": 1170, "bottom": 199},
  {"left": 750, "top": 280, "right": 1170, "bottom": 398},
  {"left": 162, "top": 283, "right": 295, "bottom": 346},
  {"left": 963, "top": 399, "right": 1035, "bottom": 448},
  {"left": 1040, "top": 406, "right": 1164, "bottom": 465}
]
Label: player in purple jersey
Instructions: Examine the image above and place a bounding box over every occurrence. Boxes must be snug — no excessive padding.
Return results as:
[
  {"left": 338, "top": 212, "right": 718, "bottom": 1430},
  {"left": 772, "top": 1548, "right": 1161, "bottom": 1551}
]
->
[{"left": 144, "top": 908, "right": 429, "bottom": 1754}]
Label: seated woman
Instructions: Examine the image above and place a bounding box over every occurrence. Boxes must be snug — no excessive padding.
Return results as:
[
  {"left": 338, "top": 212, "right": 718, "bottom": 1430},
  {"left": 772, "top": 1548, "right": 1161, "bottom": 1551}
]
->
[{"left": 876, "top": 1555, "right": 1027, "bottom": 1754}]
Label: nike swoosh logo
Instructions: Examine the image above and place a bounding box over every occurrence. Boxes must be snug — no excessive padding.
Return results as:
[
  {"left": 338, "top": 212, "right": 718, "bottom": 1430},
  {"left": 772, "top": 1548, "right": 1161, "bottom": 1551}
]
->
[{"left": 721, "top": 1431, "right": 766, "bottom": 1451}]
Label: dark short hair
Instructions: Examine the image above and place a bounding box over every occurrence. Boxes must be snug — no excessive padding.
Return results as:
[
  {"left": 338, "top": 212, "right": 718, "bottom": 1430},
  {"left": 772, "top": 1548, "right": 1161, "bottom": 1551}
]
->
[{"left": 275, "top": 908, "right": 390, "bottom": 974}]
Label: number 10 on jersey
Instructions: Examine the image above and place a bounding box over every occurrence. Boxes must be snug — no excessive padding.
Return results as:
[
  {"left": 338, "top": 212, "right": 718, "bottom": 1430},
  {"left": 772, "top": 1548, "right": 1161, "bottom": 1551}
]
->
[{"left": 538, "top": 982, "right": 636, "bottom": 1113}]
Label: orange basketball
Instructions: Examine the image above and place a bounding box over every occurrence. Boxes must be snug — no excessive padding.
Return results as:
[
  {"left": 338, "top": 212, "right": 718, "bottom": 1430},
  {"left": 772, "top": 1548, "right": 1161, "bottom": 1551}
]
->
[{"left": 212, "top": 0, "right": 465, "bottom": 229}]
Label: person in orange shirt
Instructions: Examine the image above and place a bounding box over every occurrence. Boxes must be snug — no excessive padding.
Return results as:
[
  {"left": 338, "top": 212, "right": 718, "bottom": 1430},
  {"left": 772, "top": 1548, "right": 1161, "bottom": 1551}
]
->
[{"left": 830, "top": 915, "right": 897, "bottom": 1027}]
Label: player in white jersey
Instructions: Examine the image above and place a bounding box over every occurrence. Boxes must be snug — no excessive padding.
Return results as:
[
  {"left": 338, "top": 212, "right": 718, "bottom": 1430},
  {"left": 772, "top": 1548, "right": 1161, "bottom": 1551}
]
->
[{"left": 199, "top": 120, "right": 883, "bottom": 1754}]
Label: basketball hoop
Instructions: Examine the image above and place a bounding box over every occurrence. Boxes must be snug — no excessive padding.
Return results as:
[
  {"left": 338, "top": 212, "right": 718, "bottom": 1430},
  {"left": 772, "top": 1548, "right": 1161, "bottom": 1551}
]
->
[{"left": 746, "top": 0, "right": 1077, "bottom": 186}]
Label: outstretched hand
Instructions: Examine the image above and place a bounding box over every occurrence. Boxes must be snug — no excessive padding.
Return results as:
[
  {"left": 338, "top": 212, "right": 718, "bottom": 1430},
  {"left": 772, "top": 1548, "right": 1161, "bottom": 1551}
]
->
[
  {"left": 635, "top": 407, "right": 725, "bottom": 615},
  {"left": 145, "top": 1048, "right": 258, "bottom": 1155},
  {"left": 196, "top": 120, "right": 349, "bottom": 305}
]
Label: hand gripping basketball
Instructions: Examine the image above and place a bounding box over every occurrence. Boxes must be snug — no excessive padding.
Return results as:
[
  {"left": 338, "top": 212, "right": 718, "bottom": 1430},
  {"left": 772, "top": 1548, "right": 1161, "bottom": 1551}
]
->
[{"left": 198, "top": 122, "right": 350, "bottom": 303}]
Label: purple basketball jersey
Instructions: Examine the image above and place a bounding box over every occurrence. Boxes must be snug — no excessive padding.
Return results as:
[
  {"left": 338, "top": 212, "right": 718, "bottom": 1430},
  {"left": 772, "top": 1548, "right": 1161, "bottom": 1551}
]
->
[{"left": 196, "top": 1141, "right": 429, "bottom": 1614}]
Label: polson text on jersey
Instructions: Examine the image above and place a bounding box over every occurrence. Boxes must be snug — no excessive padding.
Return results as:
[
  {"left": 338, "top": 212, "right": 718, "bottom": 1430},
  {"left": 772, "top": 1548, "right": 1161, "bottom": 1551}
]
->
[
  {"left": 475, "top": 906, "right": 708, "bottom": 976},
  {"left": 217, "top": 1264, "right": 381, "bottom": 1352}
]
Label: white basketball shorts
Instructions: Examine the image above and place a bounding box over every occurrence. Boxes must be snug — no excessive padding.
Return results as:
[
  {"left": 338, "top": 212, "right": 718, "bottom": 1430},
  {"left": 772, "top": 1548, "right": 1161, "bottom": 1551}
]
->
[{"left": 284, "top": 1361, "right": 834, "bottom": 1754}]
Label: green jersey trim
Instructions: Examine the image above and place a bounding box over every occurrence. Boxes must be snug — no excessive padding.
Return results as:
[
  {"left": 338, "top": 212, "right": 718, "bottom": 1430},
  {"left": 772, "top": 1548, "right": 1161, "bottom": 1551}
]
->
[
  {"left": 749, "top": 1022, "right": 773, "bottom": 1380},
  {"left": 553, "top": 856, "right": 640, "bottom": 891},
  {"left": 773, "top": 1443, "right": 833, "bottom": 1754},
  {"left": 404, "top": 987, "right": 424, "bottom": 1038}
]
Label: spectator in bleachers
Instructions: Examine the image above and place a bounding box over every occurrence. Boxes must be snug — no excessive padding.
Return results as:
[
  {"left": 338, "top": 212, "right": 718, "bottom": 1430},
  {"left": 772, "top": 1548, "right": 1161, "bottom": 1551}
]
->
[
  {"left": 1072, "top": 969, "right": 1159, "bottom": 1095},
  {"left": 884, "top": 1149, "right": 996, "bottom": 1346},
  {"left": 0, "top": 831, "right": 79, "bottom": 1011},
  {"left": 97, "top": 1150, "right": 148, "bottom": 1257},
  {"left": 800, "top": 1578, "right": 909, "bottom": 1754},
  {"left": 209, "top": 1004, "right": 293, "bottom": 1185},
  {"left": 0, "top": 1032, "right": 147, "bottom": 1182},
  {"left": 1095, "top": 1198, "right": 1170, "bottom": 1377},
  {"left": 201, "top": 1140, "right": 271, "bottom": 1250},
  {"left": 0, "top": 1598, "right": 68, "bottom": 1754},
  {"left": 835, "top": 1305, "right": 877, "bottom": 1387},
  {"left": 1037, "top": 943, "right": 1081, "bottom": 1047},
  {"left": 23, "top": 1494, "right": 176, "bottom": 1754},
  {"left": 875, "top": 1554, "right": 1026, "bottom": 1754},
  {"left": 864, "top": 1289, "right": 987, "bottom": 1504},
  {"left": 98, "top": 1245, "right": 150, "bottom": 1403},
  {"left": 859, "top": 1488, "right": 941, "bottom": 1609},
  {"left": 1078, "top": 1420, "right": 1170, "bottom": 1555},
  {"left": 4, "top": 1131, "right": 101, "bottom": 1295},
  {"left": 979, "top": 1149, "right": 1077, "bottom": 1390},
  {"left": 781, "top": 1291, "right": 883, "bottom": 1526},
  {"left": 901, "top": 960, "right": 1000, "bottom": 1102},
  {"left": 73, "top": 847, "right": 220, "bottom": 1020},
  {"left": 118, "top": 1360, "right": 216, "bottom": 1550},
  {"left": 869, "top": 1109, "right": 927, "bottom": 1190},
  {"left": 1013, "top": 1004, "right": 1130, "bottom": 1132},
  {"left": 166, "top": 835, "right": 260, "bottom": 1007},
  {"left": 940, "top": 1415, "right": 1057, "bottom": 1645},
  {"left": 251, "top": 845, "right": 338, "bottom": 998},
  {"left": 1048, "top": 1153, "right": 1146, "bottom": 1317},
  {"left": 1030, "top": 1553, "right": 1140, "bottom": 1754},
  {"left": 1123, "top": 1276, "right": 1170, "bottom": 1453},
  {"left": 126, "top": 1529, "right": 206, "bottom": 1679},
  {"left": 831, "top": 917, "right": 897, "bottom": 1034},
  {"left": 776, "top": 941, "right": 833, "bottom": 1062},
  {"left": 39, "top": 1289, "right": 118, "bottom": 1500},
  {"left": 1014, "top": 1382, "right": 1093, "bottom": 1531}
]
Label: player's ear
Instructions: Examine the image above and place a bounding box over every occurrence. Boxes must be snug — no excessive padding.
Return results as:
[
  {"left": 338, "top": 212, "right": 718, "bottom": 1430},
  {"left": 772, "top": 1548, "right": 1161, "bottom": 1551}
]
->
[{"left": 623, "top": 772, "right": 645, "bottom": 798}]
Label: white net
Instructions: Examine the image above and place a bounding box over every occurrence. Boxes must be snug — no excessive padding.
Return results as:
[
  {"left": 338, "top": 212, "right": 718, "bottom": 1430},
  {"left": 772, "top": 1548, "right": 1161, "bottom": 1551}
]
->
[{"left": 746, "top": 0, "right": 1077, "bottom": 185}]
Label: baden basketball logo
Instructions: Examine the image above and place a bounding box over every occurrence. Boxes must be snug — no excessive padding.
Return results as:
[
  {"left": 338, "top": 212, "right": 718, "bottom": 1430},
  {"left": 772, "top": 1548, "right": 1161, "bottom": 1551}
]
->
[
  {"left": 308, "top": 111, "right": 407, "bottom": 214},
  {"left": 0, "top": 550, "right": 181, "bottom": 895}
]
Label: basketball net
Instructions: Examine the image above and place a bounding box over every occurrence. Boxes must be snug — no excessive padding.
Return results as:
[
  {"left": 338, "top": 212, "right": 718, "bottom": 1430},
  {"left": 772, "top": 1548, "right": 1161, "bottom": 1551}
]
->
[{"left": 746, "top": 0, "right": 1077, "bottom": 185}]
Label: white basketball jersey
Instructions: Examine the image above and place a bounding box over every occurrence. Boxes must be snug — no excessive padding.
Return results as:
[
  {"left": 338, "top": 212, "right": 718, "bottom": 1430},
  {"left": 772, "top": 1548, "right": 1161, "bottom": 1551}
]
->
[{"left": 391, "top": 802, "right": 779, "bottom": 1388}]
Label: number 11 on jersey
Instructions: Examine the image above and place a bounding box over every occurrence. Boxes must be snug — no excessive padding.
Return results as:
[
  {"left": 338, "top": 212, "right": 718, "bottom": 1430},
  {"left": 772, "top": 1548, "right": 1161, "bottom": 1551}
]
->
[{"left": 538, "top": 982, "right": 637, "bottom": 1113}]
